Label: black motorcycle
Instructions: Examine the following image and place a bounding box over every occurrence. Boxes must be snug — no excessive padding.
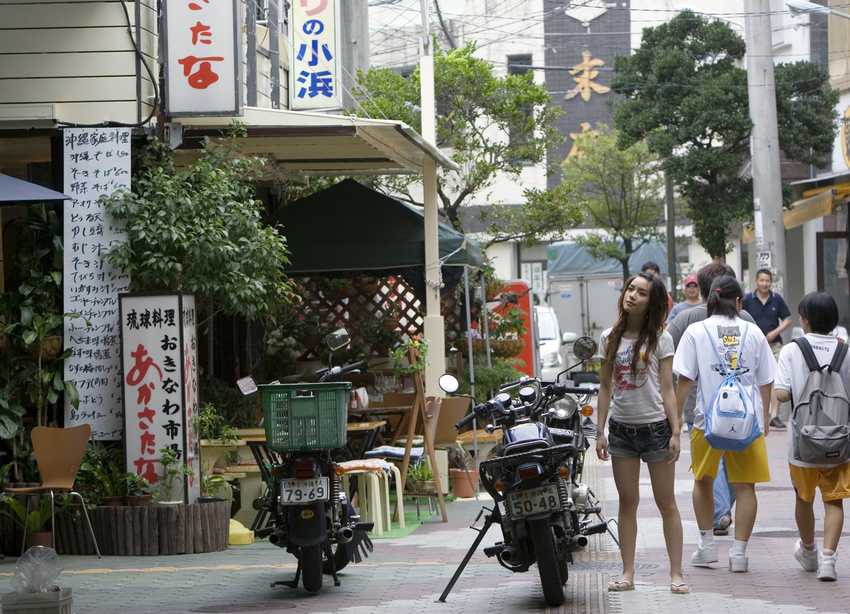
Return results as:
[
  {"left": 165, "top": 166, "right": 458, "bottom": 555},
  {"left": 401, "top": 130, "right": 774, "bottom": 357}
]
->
[
  {"left": 439, "top": 336, "right": 616, "bottom": 607},
  {"left": 243, "top": 329, "right": 374, "bottom": 593}
]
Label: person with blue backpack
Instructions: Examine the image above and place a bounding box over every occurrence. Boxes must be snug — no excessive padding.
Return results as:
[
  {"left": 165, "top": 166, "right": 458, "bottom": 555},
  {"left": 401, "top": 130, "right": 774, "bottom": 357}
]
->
[
  {"left": 775, "top": 292, "right": 850, "bottom": 582},
  {"left": 673, "top": 275, "right": 775, "bottom": 573}
]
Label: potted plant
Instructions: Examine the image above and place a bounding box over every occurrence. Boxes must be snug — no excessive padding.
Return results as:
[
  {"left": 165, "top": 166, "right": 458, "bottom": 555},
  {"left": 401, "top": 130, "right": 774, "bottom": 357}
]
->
[
  {"left": 77, "top": 441, "right": 126, "bottom": 507},
  {"left": 358, "top": 313, "right": 401, "bottom": 357},
  {"left": 447, "top": 444, "right": 478, "bottom": 499},
  {"left": 124, "top": 473, "right": 156, "bottom": 506},
  {"left": 0, "top": 493, "right": 65, "bottom": 548},
  {"left": 158, "top": 446, "right": 194, "bottom": 504},
  {"left": 199, "top": 474, "right": 232, "bottom": 502},
  {"left": 354, "top": 275, "right": 380, "bottom": 295},
  {"left": 406, "top": 463, "right": 437, "bottom": 495},
  {"left": 382, "top": 300, "right": 401, "bottom": 330},
  {"left": 392, "top": 335, "right": 429, "bottom": 381}
]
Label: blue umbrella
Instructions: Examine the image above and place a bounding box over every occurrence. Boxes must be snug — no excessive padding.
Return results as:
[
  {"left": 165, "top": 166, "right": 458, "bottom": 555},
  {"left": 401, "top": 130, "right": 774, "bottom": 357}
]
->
[{"left": 0, "top": 172, "right": 70, "bottom": 202}]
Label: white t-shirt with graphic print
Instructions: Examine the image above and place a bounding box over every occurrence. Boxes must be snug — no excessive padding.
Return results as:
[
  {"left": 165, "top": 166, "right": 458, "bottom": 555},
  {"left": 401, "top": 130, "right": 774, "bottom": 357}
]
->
[
  {"left": 776, "top": 333, "right": 850, "bottom": 468},
  {"left": 599, "top": 328, "right": 674, "bottom": 426},
  {"left": 672, "top": 314, "right": 775, "bottom": 432}
]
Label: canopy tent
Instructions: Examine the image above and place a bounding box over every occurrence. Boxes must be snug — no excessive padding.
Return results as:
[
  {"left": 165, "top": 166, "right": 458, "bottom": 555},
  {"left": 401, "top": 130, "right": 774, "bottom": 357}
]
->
[
  {"left": 269, "top": 179, "right": 483, "bottom": 298},
  {"left": 0, "top": 173, "right": 70, "bottom": 203},
  {"left": 547, "top": 239, "right": 675, "bottom": 278}
]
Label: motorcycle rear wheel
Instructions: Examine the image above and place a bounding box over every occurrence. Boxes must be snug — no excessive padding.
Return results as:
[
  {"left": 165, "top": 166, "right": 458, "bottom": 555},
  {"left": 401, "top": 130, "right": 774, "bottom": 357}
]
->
[
  {"left": 301, "top": 544, "right": 324, "bottom": 593},
  {"left": 529, "top": 518, "right": 566, "bottom": 606}
]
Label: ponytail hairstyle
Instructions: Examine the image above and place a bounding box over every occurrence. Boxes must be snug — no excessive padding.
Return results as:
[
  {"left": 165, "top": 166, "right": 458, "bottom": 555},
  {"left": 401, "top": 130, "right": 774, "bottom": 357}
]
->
[
  {"left": 603, "top": 272, "right": 669, "bottom": 376},
  {"left": 705, "top": 275, "right": 743, "bottom": 318}
]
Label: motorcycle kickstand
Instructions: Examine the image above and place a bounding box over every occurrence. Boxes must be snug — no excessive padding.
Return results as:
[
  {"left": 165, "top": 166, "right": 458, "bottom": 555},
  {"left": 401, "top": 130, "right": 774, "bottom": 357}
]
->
[
  {"left": 437, "top": 506, "right": 500, "bottom": 603},
  {"left": 323, "top": 541, "right": 341, "bottom": 587},
  {"left": 274, "top": 560, "right": 301, "bottom": 589},
  {"left": 584, "top": 487, "right": 620, "bottom": 548}
]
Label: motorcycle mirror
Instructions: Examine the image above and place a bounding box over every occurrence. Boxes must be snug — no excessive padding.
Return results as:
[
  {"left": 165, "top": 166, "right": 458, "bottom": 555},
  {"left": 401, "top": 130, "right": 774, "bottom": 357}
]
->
[
  {"left": 325, "top": 328, "right": 351, "bottom": 352},
  {"left": 572, "top": 335, "right": 597, "bottom": 361},
  {"left": 439, "top": 373, "right": 460, "bottom": 394}
]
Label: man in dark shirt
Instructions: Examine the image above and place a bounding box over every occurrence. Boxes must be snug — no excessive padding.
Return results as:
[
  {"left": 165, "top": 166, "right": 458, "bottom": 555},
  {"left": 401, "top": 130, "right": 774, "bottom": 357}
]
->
[{"left": 741, "top": 268, "right": 792, "bottom": 428}]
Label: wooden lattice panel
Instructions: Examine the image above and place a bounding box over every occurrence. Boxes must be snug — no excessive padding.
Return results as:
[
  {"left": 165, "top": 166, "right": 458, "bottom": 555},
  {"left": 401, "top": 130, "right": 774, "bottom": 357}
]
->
[{"left": 294, "top": 276, "right": 463, "bottom": 360}]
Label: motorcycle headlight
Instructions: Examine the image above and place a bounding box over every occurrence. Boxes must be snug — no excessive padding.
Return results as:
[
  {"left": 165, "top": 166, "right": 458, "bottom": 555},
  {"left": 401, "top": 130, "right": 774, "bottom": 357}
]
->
[
  {"left": 551, "top": 397, "right": 578, "bottom": 419},
  {"left": 542, "top": 350, "right": 561, "bottom": 368}
]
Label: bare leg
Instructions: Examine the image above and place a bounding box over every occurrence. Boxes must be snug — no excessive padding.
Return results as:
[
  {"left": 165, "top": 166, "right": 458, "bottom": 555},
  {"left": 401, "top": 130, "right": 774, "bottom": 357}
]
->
[
  {"left": 611, "top": 456, "right": 642, "bottom": 585},
  {"left": 731, "top": 483, "right": 757, "bottom": 542},
  {"left": 648, "top": 459, "right": 684, "bottom": 585},
  {"left": 693, "top": 475, "right": 715, "bottom": 531},
  {"left": 795, "top": 494, "right": 816, "bottom": 545},
  {"left": 823, "top": 499, "right": 844, "bottom": 552}
]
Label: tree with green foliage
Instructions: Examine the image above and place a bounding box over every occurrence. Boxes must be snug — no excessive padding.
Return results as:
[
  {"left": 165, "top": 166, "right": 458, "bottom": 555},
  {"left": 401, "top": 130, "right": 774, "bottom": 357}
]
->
[
  {"left": 611, "top": 10, "right": 838, "bottom": 259},
  {"left": 101, "top": 125, "right": 296, "bottom": 322},
  {"left": 351, "top": 42, "right": 583, "bottom": 245},
  {"left": 561, "top": 125, "right": 665, "bottom": 281}
]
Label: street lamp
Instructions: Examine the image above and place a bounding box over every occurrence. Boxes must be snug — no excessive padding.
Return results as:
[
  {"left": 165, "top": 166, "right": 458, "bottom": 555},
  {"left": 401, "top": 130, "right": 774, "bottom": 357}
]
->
[{"left": 787, "top": 0, "right": 850, "bottom": 19}]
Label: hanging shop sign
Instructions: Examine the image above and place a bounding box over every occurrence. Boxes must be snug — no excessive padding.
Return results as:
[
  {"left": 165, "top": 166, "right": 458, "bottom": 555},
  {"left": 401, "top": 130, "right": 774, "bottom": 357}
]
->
[
  {"left": 164, "top": 0, "right": 242, "bottom": 116},
  {"left": 63, "top": 127, "right": 132, "bottom": 439},
  {"left": 289, "top": 0, "right": 341, "bottom": 111}
]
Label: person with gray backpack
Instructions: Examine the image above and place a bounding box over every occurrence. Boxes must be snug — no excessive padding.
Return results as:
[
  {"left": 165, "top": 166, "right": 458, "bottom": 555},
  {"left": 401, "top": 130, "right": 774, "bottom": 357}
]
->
[{"left": 775, "top": 292, "right": 850, "bottom": 582}]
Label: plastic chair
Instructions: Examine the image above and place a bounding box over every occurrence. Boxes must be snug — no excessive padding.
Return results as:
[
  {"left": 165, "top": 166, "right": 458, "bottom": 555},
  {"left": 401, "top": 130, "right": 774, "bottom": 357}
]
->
[{"left": 3, "top": 424, "right": 101, "bottom": 557}]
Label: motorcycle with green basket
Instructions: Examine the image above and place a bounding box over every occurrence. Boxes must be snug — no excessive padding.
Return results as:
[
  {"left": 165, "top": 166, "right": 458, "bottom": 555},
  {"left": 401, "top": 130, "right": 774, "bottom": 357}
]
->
[{"left": 245, "top": 328, "right": 373, "bottom": 594}]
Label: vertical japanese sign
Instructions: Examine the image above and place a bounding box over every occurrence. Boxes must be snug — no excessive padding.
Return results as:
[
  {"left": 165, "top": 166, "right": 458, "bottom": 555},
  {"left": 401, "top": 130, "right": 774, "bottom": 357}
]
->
[
  {"left": 289, "top": 0, "right": 340, "bottom": 110},
  {"left": 120, "top": 293, "right": 201, "bottom": 503},
  {"left": 63, "top": 128, "right": 132, "bottom": 439},
  {"left": 164, "top": 0, "right": 242, "bottom": 116}
]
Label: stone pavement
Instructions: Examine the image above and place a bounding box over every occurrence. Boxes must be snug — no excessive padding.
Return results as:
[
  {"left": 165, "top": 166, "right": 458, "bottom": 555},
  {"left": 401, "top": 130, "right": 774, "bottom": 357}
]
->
[{"left": 1, "top": 426, "right": 849, "bottom": 613}]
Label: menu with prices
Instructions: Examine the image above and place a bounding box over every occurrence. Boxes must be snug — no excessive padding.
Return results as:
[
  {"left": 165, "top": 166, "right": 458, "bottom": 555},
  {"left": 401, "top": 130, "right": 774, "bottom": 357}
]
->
[{"left": 63, "top": 127, "right": 131, "bottom": 438}]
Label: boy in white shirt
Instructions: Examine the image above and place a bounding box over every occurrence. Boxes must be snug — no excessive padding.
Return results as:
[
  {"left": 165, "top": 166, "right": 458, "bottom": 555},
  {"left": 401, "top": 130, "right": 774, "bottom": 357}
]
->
[{"left": 775, "top": 292, "right": 850, "bottom": 582}]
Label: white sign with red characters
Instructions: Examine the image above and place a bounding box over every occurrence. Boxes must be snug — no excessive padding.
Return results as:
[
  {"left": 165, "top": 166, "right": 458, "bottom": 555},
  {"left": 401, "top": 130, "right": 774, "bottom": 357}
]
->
[
  {"left": 290, "top": 0, "right": 340, "bottom": 111},
  {"left": 164, "top": 0, "right": 242, "bottom": 116},
  {"left": 120, "top": 293, "right": 200, "bottom": 503}
]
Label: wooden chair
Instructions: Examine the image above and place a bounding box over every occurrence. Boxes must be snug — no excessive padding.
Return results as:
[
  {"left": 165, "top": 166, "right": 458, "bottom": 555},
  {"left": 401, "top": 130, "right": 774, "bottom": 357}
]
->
[{"left": 3, "top": 424, "right": 101, "bottom": 557}]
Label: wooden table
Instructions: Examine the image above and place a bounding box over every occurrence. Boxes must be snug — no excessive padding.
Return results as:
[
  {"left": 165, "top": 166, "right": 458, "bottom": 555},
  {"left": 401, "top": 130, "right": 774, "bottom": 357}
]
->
[
  {"left": 457, "top": 428, "right": 503, "bottom": 461},
  {"left": 345, "top": 420, "right": 387, "bottom": 459},
  {"left": 348, "top": 405, "right": 414, "bottom": 445}
]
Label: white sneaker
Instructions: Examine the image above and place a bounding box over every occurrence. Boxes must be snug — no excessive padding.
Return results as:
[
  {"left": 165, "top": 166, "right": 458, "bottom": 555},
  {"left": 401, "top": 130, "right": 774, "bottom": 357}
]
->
[
  {"left": 794, "top": 540, "right": 818, "bottom": 572},
  {"left": 691, "top": 544, "right": 718, "bottom": 566},
  {"left": 729, "top": 549, "right": 749, "bottom": 572},
  {"left": 818, "top": 553, "right": 838, "bottom": 581}
]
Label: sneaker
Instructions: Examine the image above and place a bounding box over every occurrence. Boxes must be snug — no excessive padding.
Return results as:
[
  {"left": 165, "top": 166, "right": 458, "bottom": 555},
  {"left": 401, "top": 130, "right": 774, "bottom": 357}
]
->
[
  {"left": 769, "top": 416, "right": 786, "bottom": 429},
  {"left": 794, "top": 540, "right": 818, "bottom": 572},
  {"left": 818, "top": 553, "right": 838, "bottom": 581},
  {"left": 691, "top": 544, "right": 718, "bottom": 566},
  {"left": 729, "top": 549, "right": 749, "bottom": 572}
]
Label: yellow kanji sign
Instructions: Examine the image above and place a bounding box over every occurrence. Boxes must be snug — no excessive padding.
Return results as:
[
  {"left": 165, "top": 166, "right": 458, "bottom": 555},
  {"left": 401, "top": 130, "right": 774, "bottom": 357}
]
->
[{"left": 565, "top": 51, "right": 610, "bottom": 101}]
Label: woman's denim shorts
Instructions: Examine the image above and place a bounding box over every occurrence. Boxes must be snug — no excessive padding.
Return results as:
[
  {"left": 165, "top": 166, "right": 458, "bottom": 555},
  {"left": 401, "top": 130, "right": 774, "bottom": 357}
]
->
[{"left": 607, "top": 419, "right": 672, "bottom": 463}]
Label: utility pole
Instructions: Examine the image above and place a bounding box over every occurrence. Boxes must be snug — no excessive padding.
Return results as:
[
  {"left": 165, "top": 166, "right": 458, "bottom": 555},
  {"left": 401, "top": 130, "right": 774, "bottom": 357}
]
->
[
  {"left": 340, "top": 0, "right": 369, "bottom": 111},
  {"left": 745, "top": 0, "right": 786, "bottom": 292}
]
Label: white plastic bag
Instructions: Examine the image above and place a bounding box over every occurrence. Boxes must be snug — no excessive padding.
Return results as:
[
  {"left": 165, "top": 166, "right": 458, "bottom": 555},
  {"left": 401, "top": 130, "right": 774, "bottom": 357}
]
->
[{"left": 11, "top": 546, "right": 64, "bottom": 593}]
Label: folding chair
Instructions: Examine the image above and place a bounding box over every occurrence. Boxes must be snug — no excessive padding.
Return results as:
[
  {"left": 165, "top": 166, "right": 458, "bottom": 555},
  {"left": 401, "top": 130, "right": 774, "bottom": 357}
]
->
[{"left": 2, "top": 424, "right": 101, "bottom": 557}]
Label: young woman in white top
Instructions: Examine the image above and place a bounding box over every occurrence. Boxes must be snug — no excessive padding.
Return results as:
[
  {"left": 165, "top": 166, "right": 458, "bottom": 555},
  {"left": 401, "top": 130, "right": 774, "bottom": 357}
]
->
[
  {"left": 596, "top": 272, "right": 687, "bottom": 593},
  {"left": 673, "top": 275, "right": 774, "bottom": 573},
  {"left": 775, "top": 291, "right": 850, "bottom": 581}
]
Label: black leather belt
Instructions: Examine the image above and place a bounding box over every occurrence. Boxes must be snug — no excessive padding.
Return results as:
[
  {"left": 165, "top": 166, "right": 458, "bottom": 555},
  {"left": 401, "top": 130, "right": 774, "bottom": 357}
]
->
[{"left": 608, "top": 419, "right": 669, "bottom": 436}]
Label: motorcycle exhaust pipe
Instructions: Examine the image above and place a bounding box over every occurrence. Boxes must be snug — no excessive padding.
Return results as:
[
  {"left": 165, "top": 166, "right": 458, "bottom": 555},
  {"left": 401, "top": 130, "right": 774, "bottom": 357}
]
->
[
  {"left": 499, "top": 546, "right": 521, "bottom": 563},
  {"left": 268, "top": 530, "right": 286, "bottom": 546},
  {"left": 335, "top": 527, "right": 354, "bottom": 543},
  {"left": 571, "top": 535, "right": 588, "bottom": 548},
  {"left": 583, "top": 522, "right": 609, "bottom": 536}
]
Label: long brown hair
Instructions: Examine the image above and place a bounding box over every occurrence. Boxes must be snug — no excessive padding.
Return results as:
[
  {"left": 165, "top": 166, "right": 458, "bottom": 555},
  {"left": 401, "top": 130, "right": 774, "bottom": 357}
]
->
[{"left": 602, "top": 272, "right": 669, "bottom": 376}]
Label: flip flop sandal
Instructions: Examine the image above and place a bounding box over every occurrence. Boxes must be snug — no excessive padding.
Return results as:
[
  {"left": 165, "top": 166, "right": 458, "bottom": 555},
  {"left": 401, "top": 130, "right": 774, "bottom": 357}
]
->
[
  {"left": 608, "top": 580, "right": 635, "bottom": 592},
  {"left": 670, "top": 583, "right": 691, "bottom": 594}
]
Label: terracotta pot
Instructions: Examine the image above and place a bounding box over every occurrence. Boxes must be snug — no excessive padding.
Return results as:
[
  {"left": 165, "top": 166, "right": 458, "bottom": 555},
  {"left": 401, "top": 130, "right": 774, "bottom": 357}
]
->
[
  {"left": 383, "top": 317, "right": 400, "bottom": 330},
  {"left": 450, "top": 468, "right": 478, "bottom": 498},
  {"left": 23, "top": 335, "right": 63, "bottom": 361},
  {"left": 461, "top": 338, "right": 525, "bottom": 358},
  {"left": 99, "top": 495, "right": 125, "bottom": 507},
  {"left": 25, "top": 531, "right": 53, "bottom": 549},
  {"left": 127, "top": 494, "right": 153, "bottom": 507},
  {"left": 356, "top": 281, "right": 379, "bottom": 295}
]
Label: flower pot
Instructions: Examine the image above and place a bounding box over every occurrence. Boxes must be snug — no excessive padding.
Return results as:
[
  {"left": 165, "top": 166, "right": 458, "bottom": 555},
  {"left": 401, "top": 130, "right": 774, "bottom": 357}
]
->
[
  {"left": 127, "top": 494, "right": 154, "bottom": 506},
  {"left": 25, "top": 530, "right": 53, "bottom": 549},
  {"left": 450, "top": 468, "right": 478, "bottom": 498},
  {"left": 462, "top": 338, "right": 525, "bottom": 358},
  {"left": 99, "top": 495, "right": 125, "bottom": 507},
  {"left": 383, "top": 317, "right": 400, "bottom": 330},
  {"left": 24, "top": 334, "right": 63, "bottom": 361}
]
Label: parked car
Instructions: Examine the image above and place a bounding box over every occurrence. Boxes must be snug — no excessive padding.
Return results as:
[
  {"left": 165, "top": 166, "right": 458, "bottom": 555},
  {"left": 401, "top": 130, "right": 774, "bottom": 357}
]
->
[{"left": 536, "top": 305, "right": 578, "bottom": 381}]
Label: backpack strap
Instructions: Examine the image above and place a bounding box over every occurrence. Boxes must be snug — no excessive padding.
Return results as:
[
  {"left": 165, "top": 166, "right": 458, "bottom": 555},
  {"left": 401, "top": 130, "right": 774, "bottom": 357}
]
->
[
  {"left": 793, "top": 337, "right": 821, "bottom": 372},
  {"left": 829, "top": 340, "right": 849, "bottom": 373}
]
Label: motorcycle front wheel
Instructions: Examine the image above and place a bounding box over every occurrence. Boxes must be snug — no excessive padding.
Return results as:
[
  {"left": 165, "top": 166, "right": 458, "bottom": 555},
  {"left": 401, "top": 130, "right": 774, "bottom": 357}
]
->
[
  {"left": 300, "top": 544, "right": 324, "bottom": 593},
  {"left": 529, "top": 518, "right": 566, "bottom": 606}
]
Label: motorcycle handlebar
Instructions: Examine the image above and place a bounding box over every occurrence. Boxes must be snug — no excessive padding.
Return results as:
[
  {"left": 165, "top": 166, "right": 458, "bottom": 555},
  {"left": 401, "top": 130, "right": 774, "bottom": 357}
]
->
[
  {"left": 547, "top": 383, "right": 599, "bottom": 396},
  {"left": 455, "top": 411, "right": 478, "bottom": 430},
  {"left": 339, "top": 360, "right": 368, "bottom": 375},
  {"left": 316, "top": 360, "right": 369, "bottom": 382},
  {"left": 455, "top": 398, "right": 504, "bottom": 430}
]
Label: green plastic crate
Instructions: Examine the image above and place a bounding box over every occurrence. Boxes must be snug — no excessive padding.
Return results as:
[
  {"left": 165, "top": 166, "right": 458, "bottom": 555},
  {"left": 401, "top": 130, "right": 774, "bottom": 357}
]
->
[{"left": 261, "top": 382, "right": 350, "bottom": 450}]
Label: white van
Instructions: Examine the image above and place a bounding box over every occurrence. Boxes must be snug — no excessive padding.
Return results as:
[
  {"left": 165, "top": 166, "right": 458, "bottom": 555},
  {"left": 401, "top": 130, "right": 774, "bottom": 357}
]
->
[{"left": 536, "top": 305, "right": 578, "bottom": 382}]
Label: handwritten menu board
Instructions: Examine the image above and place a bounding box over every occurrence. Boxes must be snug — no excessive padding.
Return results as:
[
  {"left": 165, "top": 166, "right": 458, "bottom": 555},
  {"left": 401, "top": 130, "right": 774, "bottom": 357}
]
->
[
  {"left": 63, "top": 128, "right": 131, "bottom": 439},
  {"left": 120, "top": 293, "right": 200, "bottom": 503}
]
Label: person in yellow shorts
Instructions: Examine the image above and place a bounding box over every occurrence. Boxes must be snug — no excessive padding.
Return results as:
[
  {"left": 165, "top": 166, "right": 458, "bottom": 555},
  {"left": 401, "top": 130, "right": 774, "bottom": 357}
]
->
[
  {"left": 775, "top": 292, "right": 850, "bottom": 582},
  {"left": 673, "top": 275, "right": 774, "bottom": 573}
]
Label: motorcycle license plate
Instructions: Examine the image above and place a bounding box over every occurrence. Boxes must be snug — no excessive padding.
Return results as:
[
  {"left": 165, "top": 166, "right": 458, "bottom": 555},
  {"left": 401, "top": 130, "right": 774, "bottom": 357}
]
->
[
  {"left": 279, "top": 477, "right": 329, "bottom": 505},
  {"left": 508, "top": 484, "right": 560, "bottom": 518}
]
